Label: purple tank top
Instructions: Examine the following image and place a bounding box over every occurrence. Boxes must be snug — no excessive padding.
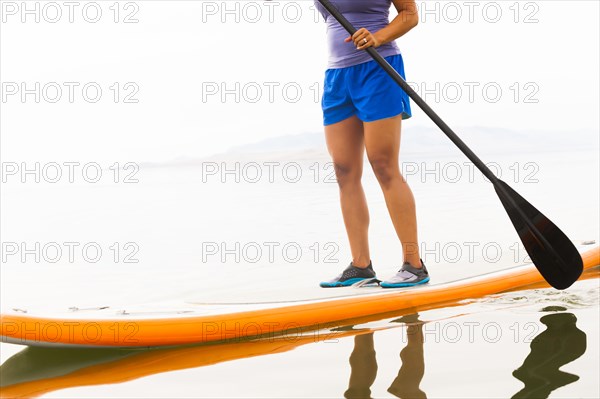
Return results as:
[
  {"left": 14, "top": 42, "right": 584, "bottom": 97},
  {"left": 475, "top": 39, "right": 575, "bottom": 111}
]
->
[{"left": 314, "top": 0, "right": 401, "bottom": 69}]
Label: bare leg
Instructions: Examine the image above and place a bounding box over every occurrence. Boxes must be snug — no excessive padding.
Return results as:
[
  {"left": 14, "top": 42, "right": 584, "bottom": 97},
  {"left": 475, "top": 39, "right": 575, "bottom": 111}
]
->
[
  {"left": 364, "top": 115, "right": 422, "bottom": 267},
  {"left": 325, "top": 115, "right": 370, "bottom": 268}
]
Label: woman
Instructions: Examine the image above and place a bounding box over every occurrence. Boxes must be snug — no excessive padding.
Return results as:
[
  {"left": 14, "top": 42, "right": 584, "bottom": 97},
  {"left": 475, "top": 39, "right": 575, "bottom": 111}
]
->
[{"left": 315, "top": 0, "right": 429, "bottom": 288}]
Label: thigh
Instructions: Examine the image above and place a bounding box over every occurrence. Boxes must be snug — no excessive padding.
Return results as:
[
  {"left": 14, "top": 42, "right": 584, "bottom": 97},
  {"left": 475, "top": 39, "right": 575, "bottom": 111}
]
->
[
  {"left": 324, "top": 115, "right": 365, "bottom": 175},
  {"left": 363, "top": 115, "right": 402, "bottom": 164}
]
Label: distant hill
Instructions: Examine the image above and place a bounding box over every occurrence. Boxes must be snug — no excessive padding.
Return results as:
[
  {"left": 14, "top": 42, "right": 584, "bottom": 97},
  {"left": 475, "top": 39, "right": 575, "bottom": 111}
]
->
[
  {"left": 221, "top": 125, "right": 597, "bottom": 158},
  {"left": 144, "top": 126, "right": 597, "bottom": 167}
]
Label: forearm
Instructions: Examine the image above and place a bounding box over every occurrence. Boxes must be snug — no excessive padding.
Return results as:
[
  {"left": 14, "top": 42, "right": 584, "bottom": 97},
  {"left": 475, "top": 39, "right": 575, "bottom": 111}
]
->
[{"left": 373, "top": 8, "right": 419, "bottom": 46}]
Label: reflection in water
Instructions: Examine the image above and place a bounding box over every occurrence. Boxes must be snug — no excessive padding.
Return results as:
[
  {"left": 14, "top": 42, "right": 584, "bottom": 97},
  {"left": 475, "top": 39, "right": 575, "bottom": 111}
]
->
[
  {"left": 345, "top": 313, "right": 426, "bottom": 399},
  {"left": 345, "top": 333, "right": 377, "bottom": 399},
  {"left": 0, "top": 346, "right": 139, "bottom": 388},
  {"left": 0, "top": 310, "right": 591, "bottom": 398},
  {"left": 0, "top": 327, "right": 387, "bottom": 398},
  {"left": 512, "top": 312, "right": 587, "bottom": 399},
  {"left": 388, "top": 314, "right": 427, "bottom": 399}
]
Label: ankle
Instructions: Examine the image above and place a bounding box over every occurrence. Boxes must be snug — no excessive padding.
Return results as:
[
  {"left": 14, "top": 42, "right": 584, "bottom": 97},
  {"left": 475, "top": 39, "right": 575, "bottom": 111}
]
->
[
  {"left": 405, "top": 258, "right": 423, "bottom": 269},
  {"left": 351, "top": 259, "right": 372, "bottom": 268}
]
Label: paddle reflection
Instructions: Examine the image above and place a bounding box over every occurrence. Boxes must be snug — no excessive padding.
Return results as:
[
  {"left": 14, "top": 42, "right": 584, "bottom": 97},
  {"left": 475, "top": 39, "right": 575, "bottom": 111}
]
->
[
  {"left": 345, "top": 313, "right": 426, "bottom": 399},
  {"left": 511, "top": 312, "right": 586, "bottom": 399}
]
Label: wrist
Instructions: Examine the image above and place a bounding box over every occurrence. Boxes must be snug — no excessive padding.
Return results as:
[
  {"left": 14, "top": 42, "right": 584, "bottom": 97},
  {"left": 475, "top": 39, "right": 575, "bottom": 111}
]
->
[{"left": 373, "top": 31, "right": 387, "bottom": 47}]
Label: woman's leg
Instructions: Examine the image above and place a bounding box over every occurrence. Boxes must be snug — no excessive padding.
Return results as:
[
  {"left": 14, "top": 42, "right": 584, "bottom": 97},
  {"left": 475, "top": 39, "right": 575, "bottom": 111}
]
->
[
  {"left": 363, "top": 115, "right": 422, "bottom": 267},
  {"left": 325, "top": 115, "right": 371, "bottom": 268}
]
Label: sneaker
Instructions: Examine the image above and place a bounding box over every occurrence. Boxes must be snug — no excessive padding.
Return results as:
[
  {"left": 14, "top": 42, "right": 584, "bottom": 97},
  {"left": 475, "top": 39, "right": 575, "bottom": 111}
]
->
[
  {"left": 381, "top": 260, "right": 429, "bottom": 288},
  {"left": 319, "top": 262, "right": 377, "bottom": 288}
]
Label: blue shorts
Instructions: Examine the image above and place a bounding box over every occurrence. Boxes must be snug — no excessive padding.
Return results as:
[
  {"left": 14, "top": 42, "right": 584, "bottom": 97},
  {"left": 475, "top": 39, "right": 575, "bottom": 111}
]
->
[{"left": 321, "top": 54, "right": 412, "bottom": 126}]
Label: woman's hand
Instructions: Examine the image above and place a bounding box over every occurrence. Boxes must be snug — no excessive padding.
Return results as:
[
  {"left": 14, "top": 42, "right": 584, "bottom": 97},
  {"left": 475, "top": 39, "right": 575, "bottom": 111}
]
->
[{"left": 345, "top": 28, "right": 382, "bottom": 50}]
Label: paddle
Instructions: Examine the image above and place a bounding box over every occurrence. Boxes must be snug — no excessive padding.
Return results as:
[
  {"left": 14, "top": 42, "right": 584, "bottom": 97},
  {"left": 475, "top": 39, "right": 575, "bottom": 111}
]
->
[{"left": 317, "top": 0, "right": 583, "bottom": 290}]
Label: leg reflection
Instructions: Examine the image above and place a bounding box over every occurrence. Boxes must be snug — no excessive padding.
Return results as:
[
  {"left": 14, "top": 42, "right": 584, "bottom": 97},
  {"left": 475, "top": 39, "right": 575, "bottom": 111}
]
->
[
  {"left": 343, "top": 314, "right": 427, "bottom": 399},
  {"left": 512, "top": 312, "right": 587, "bottom": 399},
  {"left": 388, "top": 313, "right": 427, "bottom": 399},
  {"left": 345, "top": 333, "right": 378, "bottom": 399}
]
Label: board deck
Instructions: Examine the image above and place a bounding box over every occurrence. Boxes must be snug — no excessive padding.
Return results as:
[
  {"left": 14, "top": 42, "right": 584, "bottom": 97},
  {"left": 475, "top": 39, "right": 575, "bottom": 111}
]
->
[{"left": 1, "top": 247, "right": 598, "bottom": 348}]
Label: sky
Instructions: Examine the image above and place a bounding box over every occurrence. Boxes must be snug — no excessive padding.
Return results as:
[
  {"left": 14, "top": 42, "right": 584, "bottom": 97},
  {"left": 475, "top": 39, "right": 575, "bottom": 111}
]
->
[{"left": 1, "top": 0, "right": 599, "bottom": 164}]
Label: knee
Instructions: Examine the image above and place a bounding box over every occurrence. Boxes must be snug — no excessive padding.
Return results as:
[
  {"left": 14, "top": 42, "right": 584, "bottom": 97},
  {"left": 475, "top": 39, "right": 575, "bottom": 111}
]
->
[
  {"left": 368, "top": 157, "right": 399, "bottom": 188},
  {"left": 333, "top": 162, "right": 361, "bottom": 188}
]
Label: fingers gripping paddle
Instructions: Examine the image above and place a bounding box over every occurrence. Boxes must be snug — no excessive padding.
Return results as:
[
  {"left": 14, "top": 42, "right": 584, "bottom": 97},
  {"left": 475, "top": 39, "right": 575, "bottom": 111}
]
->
[{"left": 317, "top": 0, "right": 583, "bottom": 290}]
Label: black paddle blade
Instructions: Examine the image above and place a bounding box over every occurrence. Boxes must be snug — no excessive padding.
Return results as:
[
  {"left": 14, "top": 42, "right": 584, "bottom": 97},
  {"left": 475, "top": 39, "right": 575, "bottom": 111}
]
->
[{"left": 493, "top": 179, "right": 583, "bottom": 290}]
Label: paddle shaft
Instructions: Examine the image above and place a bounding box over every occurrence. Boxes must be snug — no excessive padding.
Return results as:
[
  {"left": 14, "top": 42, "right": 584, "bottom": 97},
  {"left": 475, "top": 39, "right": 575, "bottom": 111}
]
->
[{"left": 317, "top": 0, "right": 499, "bottom": 184}]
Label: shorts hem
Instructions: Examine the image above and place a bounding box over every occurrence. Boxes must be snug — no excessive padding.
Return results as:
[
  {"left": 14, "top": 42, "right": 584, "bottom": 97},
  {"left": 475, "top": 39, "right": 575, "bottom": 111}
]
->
[{"left": 359, "top": 110, "right": 412, "bottom": 123}]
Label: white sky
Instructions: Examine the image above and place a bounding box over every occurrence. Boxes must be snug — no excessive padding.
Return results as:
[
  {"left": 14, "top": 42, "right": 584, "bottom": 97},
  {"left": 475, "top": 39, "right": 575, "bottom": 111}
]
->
[{"left": 1, "top": 0, "right": 599, "bottom": 164}]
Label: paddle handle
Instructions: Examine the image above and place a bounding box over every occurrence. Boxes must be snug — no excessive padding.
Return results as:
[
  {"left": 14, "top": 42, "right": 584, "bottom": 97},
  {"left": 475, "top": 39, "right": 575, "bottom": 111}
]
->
[{"left": 318, "top": 0, "right": 499, "bottom": 183}]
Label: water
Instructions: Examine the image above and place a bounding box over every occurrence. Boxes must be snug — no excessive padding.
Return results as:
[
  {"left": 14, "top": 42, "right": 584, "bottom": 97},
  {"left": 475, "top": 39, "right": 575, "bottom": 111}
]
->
[
  {"left": 1, "top": 278, "right": 598, "bottom": 398},
  {"left": 1, "top": 131, "right": 598, "bottom": 397}
]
